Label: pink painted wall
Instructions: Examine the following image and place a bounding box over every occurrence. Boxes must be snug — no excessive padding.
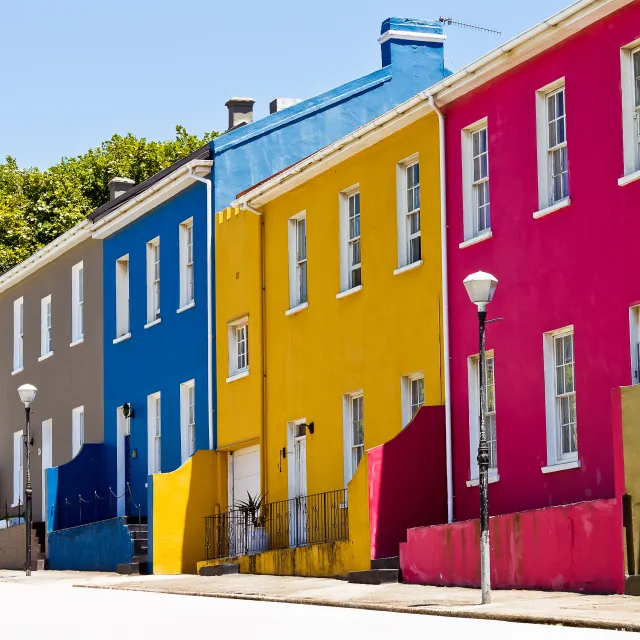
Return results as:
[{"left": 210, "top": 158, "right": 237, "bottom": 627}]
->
[
  {"left": 444, "top": 2, "right": 640, "bottom": 522},
  {"left": 368, "top": 405, "right": 447, "bottom": 559},
  {"left": 400, "top": 498, "right": 625, "bottom": 594}
]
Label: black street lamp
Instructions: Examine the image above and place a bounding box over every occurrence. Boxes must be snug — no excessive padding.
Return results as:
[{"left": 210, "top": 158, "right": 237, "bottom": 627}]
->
[
  {"left": 18, "top": 383, "right": 37, "bottom": 577},
  {"left": 463, "top": 271, "right": 498, "bottom": 605}
]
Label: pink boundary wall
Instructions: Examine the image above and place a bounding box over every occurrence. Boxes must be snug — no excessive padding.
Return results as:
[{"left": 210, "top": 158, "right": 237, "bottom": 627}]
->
[{"left": 400, "top": 498, "right": 625, "bottom": 594}]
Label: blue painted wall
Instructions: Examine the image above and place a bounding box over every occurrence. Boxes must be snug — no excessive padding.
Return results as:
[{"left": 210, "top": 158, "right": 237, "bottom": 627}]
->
[
  {"left": 48, "top": 517, "right": 134, "bottom": 571},
  {"left": 103, "top": 183, "right": 211, "bottom": 515}
]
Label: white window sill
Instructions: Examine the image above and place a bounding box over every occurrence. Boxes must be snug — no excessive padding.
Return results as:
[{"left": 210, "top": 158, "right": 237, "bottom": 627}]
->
[
  {"left": 113, "top": 333, "right": 131, "bottom": 345},
  {"left": 394, "top": 260, "right": 423, "bottom": 276},
  {"left": 286, "top": 302, "right": 308, "bottom": 316},
  {"left": 38, "top": 352, "right": 54, "bottom": 363},
  {"left": 177, "top": 301, "right": 195, "bottom": 314},
  {"left": 466, "top": 474, "right": 500, "bottom": 488},
  {"left": 11, "top": 367, "right": 24, "bottom": 376},
  {"left": 69, "top": 337, "right": 84, "bottom": 348},
  {"left": 459, "top": 231, "right": 492, "bottom": 249},
  {"left": 618, "top": 170, "right": 640, "bottom": 187},
  {"left": 533, "top": 198, "right": 571, "bottom": 220},
  {"left": 336, "top": 285, "right": 363, "bottom": 300},
  {"left": 541, "top": 459, "right": 581, "bottom": 474},
  {"left": 226, "top": 370, "right": 249, "bottom": 383},
  {"left": 144, "top": 318, "right": 162, "bottom": 330}
]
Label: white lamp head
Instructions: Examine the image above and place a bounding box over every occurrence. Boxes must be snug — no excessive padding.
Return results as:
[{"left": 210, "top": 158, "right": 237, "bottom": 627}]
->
[
  {"left": 463, "top": 271, "right": 498, "bottom": 311},
  {"left": 18, "top": 383, "right": 37, "bottom": 407}
]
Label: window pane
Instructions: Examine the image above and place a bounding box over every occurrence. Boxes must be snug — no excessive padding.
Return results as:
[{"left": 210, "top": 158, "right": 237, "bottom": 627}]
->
[
  {"left": 351, "top": 239, "right": 360, "bottom": 267},
  {"left": 409, "top": 236, "right": 421, "bottom": 264},
  {"left": 556, "top": 90, "right": 565, "bottom": 118},
  {"left": 564, "top": 334, "right": 573, "bottom": 364},
  {"left": 564, "top": 363, "right": 574, "bottom": 394},
  {"left": 480, "top": 153, "right": 488, "bottom": 179},
  {"left": 299, "top": 261, "right": 308, "bottom": 304},
  {"left": 473, "top": 157, "right": 481, "bottom": 182},
  {"left": 351, "top": 266, "right": 362, "bottom": 288},
  {"left": 472, "top": 132, "right": 480, "bottom": 156},
  {"left": 296, "top": 219, "right": 306, "bottom": 261},
  {"left": 547, "top": 94, "right": 556, "bottom": 122},
  {"left": 409, "top": 211, "right": 420, "bottom": 234},
  {"left": 548, "top": 122, "right": 557, "bottom": 149},
  {"left": 635, "top": 51, "right": 640, "bottom": 106},
  {"left": 556, "top": 365, "right": 565, "bottom": 396},
  {"left": 557, "top": 117, "right": 566, "bottom": 145}
]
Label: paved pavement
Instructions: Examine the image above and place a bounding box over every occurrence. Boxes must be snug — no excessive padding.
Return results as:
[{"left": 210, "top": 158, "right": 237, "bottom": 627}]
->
[
  {"left": 0, "top": 571, "right": 624, "bottom": 639},
  {"left": 0, "top": 570, "right": 638, "bottom": 632}
]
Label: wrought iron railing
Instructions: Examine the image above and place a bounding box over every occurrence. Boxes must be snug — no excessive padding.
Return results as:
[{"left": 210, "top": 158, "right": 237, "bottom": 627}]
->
[
  {"left": 0, "top": 499, "right": 24, "bottom": 530},
  {"left": 204, "top": 489, "right": 348, "bottom": 560}
]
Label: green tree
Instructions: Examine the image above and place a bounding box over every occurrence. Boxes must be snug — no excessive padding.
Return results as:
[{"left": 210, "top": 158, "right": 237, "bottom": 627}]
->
[{"left": 0, "top": 125, "right": 217, "bottom": 273}]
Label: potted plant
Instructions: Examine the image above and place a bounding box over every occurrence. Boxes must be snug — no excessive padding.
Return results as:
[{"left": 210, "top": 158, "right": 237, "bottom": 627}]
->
[{"left": 235, "top": 492, "right": 269, "bottom": 554}]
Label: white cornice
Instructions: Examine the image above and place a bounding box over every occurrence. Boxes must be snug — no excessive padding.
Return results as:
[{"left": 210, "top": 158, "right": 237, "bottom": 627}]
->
[{"left": 378, "top": 30, "right": 447, "bottom": 45}]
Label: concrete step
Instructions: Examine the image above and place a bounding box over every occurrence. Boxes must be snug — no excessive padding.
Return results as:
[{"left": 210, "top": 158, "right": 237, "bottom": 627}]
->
[
  {"left": 133, "top": 539, "right": 148, "bottom": 555},
  {"left": 117, "top": 560, "right": 149, "bottom": 576},
  {"left": 371, "top": 556, "right": 400, "bottom": 571},
  {"left": 129, "top": 530, "right": 147, "bottom": 540},
  {"left": 626, "top": 575, "right": 640, "bottom": 596},
  {"left": 347, "top": 569, "right": 399, "bottom": 585},
  {"left": 199, "top": 563, "right": 240, "bottom": 577},
  {"left": 29, "top": 558, "right": 45, "bottom": 571}
]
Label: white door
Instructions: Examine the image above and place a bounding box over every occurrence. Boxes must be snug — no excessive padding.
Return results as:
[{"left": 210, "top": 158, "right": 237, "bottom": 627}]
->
[
  {"left": 289, "top": 423, "right": 307, "bottom": 546},
  {"left": 116, "top": 408, "right": 129, "bottom": 516},
  {"left": 228, "top": 445, "right": 260, "bottom": 508},
  {"left": 41, "top": 420, "right": 53, "bottom": 522}
]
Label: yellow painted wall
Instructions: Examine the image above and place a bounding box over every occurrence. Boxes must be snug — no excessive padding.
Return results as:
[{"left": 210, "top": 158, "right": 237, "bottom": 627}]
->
[
  {"left": 621, "top": 384, "right": 640, "bottom": 574},
  {"left": 153, "top": 450, "right": 228, "bottom": 574}
]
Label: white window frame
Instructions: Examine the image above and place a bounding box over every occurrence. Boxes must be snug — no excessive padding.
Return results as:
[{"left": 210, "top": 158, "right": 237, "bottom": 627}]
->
[
  {"left": 467, "top": 352, "right": 498, "bottom": 483},
  {"left": 620, "top": 41, "right": 640, "bottom": 181},
  {"left": 287, "top": 211, "right": 308, "bottom": 311},
  {"left": 543, "top": 326, "right": 579, "bottom": 471},
  {"left": 461, "top": 119, "right": 491, "bottom": 241},
  {"left": 115, "top": 255, "right": 130, "bottom": 340},
  {"left": 147, "top": 392, "right": 162, "bottom": 475},
  {"left": 342, "top": 391, "right": 364, "bottom": 486},
  {"left": 40, "top": 295, "right": 52, "bottom": 359},
  {"left": 179, "top": 218, "right": 195, "bottom": 310},
  {"left": 227, "top": 315, "right": 249, "bottom": 381},
  {"left": 180, "top": 380, "right": 196, "bottom": 464},
  {"left": 146, "top": 237, "right": 161, "bottom": 325},
  {"left": 401, "top": 372, "right": 424, "bottom": 428},
  {"left": 630, "top": 305, "right": 640, "bottom": 384},
  {"left": 395, "top": 154, "right": 421, "bottom": 271},
  {"left": 338, "top": 186, "right": 362, "bottom": 294},
  {"left": 71, "top": 261, "right": 84, "bottom": 344},
  {"left": 535, "top": 79, "right": 569, "bottom": 212},
  {"left": 72, "top": 405, "right": 85, "bottom": 458},
  {"left": 13, "top": 297, "right": 23, "bottom": 373},
  {"left": 13, "top": 430, "right": 23, "bottom": 507}
]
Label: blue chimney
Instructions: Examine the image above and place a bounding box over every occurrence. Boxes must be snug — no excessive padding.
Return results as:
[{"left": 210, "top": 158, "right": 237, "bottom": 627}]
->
[{"left": 379, "top": 17, "right": 446, "bottom": 69}]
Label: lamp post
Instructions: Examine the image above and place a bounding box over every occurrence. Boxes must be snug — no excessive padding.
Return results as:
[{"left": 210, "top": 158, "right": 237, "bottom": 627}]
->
[
  {"left": 17, "top": 384, "right": 37, "bottom": 577},
  {"left": 463, "top": 271, "right": 498, "bottom": 605}
]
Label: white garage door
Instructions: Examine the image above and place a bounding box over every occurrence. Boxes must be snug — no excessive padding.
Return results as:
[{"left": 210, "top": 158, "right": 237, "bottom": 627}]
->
[{"left": 229, "top": 445, "right": 261, "bottom": 509}]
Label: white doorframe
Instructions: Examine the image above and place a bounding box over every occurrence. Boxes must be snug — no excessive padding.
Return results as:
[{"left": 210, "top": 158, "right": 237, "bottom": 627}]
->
[
  {"left": 116, "top": 407, "right": 128, "bottom": 516},
  {"left": 287, "top": 419, "right": 307, "bottom": 502},
  {"left": 41, "top": 419, "right": 52, "bottom": 522},
  {"left": 287, "top": 419, "right": 308, "bottom": 547}
]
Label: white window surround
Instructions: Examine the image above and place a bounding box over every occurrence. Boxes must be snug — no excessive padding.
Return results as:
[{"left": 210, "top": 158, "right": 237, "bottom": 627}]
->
[
  {"left": 288, "top": 211, "right": 308, "bottom": 310},
  {"left": 461, "top": 118, "right": 491, "bottom": 242},
  {"left": 393, "top": 260, "right": 423, "bottom": 276},
  {"left": 533, "top": 197, "right": 571, "bottom": 220},
  {"left": 338, "top": 185, "right": 362, "bottom": 294},
  {"left": 396, "top": 154, "right": 421, "bottom": 270},
  {"left": 115, "top": 255, "right": 130, "bottom": 339},
  {"left": 285, "top": 302, "right": 308, "bottom": 316},
  {"left": 401, "top": 372, "right": 425, "bottom": 429},
  {"left": 13, "top": 430, "right": 23, "bottom": 507},
  {"left": 535, "top": 78, "right": 568, "bottom": 212},
  {"left": 466, "top": 475, "right": 500, "bottom": 488},
  {"left": 40, "top": 295, "right": 52, "bottom": 358},
  {"left": 336, "top": 285, "right": 363, "bottom": 300},
  {"left": 459, "top": 231, "right": 493, "bottom": 249},
  {"left": 620, "top": 40, "right": 640, "bottom": 180},
  {"left": 342, "top": 391, "right": 364, "bottom": 487},
  {"left": 13, "top": 297, "right": 23, "bottom": 373},
  {"left": 177, "top": 301, "right": 195, "bottom": 314},
  {"left": 144, "top": 318, "right": 162, "bottom": 330},
  {"left": 72, "top": 406, "right": 84, "bottom": 458},
  {"left": 146, "top": 237, "right": 160, "bottom": 324},
  {"left": 227, "top": 315, "right": 249, "bottom": 379},
  {"left": 71, "top": 261, "right": 84, "bottom": 344},
  {"left": 543, "top": 325, "right": 578, "bottom": 469},
  {"left": 630, "top": 305, "right": 640, "bottom": 385},
  {"left": 179, "top": 218, "right": 195, "bottom": 310},
  {"left": 113, "top": 333, "right": 131, "bottom": 345},
  {"left": 147, "top": 392, "right": 162, "bottom": 475},
  {"left": 542, "top": 460, "right": 582, "bottom": 474},
  {"left": 180, "top": 380, "right": 196, "bottom": 464}
]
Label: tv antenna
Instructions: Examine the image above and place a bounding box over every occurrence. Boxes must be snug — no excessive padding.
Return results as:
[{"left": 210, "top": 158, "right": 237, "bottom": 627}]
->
[{"left": 439, "top": 17, "right": 501, "bottom": 36}]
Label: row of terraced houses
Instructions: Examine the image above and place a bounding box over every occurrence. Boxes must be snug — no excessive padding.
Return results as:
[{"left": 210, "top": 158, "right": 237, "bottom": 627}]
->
[{"left": 1, "top": 0, "right": 640, "bottom": 594}]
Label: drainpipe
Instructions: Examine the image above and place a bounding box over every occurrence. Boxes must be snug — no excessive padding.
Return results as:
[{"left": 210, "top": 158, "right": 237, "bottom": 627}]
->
[
  {"left": 429, "top": 93, "right": 454, "bottom": 524},
  {"left": 188, "top": 169, "right": 215, "bottom": 451}
]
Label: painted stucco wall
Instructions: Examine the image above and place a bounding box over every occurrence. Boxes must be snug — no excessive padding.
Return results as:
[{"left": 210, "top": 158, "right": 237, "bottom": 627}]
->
[
  {"left": 400, "top": 498, "right": 626, "bottom": 594},
  {"left": 0, "top": 524, "right": 27, "bottom": 570},
  {"left": 443, "top": 2, "right": 640, "bottom": 522},
  {"left": 48, "top": 517, "right": 133, "bottom": 572},
  {"left": 152, "top": 449, "right": 228, "bottom": 574},
  {"left": 102, "top": 182, "right": 212, "bottom": 515},
  {"left": 216, "top": 114, "right": 443, "bottom": 505},
  {"left": 368, "top": 406, "right": 447, "bottom": 560}
]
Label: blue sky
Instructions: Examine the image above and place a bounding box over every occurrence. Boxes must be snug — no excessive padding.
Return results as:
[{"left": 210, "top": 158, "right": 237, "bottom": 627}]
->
[{"left": 0, "top": 0, "right": 570, "bottom": 170}]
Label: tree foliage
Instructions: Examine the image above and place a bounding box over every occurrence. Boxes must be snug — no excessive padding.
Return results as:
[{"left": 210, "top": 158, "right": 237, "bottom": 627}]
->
[{"left": 0, "top": 125, "right": 217, "bottom": 273}]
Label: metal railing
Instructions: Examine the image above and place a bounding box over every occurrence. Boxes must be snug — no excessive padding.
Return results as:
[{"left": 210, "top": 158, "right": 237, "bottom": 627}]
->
[
  {"left": 0, "top": 499, "right": 24, "bottom": 530},
  {"left": 205, "top": 489, "right": 348, "bottom": 560}
]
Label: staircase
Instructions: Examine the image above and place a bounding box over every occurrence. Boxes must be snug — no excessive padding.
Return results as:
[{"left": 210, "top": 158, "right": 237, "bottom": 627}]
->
[
  {"left": 30, "top": 522, "right": 46, "bottom": 571},
  {"left": 116, "top": 518, "right": 149, "bottom": 575},
  {"left": 347, "top": 556, "right": 401, "bottom": 584}
]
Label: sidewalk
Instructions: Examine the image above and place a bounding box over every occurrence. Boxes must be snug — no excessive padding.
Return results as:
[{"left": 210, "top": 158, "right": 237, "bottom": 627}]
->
[{"left": 3, "top": 570, "right": 635, "bottom": 632}]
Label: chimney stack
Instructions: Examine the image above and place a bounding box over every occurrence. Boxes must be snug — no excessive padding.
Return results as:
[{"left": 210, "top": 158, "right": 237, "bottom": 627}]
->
[
  {"left": 225, "top": 97, "right": 256, "bottom": 130},
  {"left": 109, "top": 177, "right": 135, "bottom": 201},
  {"left": 269, "top": 98, "right": 301, "bottom": 114}
]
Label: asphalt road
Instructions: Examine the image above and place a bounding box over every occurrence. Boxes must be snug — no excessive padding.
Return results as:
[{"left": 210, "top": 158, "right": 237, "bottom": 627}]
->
[{"left": 0, "top": 581, "right": 621, "bottom": 639}]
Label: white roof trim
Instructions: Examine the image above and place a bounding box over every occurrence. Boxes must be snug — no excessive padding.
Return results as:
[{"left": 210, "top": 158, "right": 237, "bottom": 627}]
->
[
  {"left": 91, "top": 160, "right": 213, "bottom": 240},
  {"left": 378, "top": 30, "right": 447, "bottom": 45},
  {"left": 233, "top": 0, "right": 632, "bottom": 209},
  {"left": 0, "top": 220, "right": 91, "bottom": 294}
]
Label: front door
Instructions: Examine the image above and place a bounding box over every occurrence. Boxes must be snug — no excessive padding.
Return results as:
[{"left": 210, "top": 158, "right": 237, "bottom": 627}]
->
[
  {"left": 292, "top": 424, "right": 307, "bottom": 546},
  {"left": 116, "top": 409, "right": 130, "bottom": 517},
  {"left": 41, "top": 419, "right": 52, "bottom": 522}
]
